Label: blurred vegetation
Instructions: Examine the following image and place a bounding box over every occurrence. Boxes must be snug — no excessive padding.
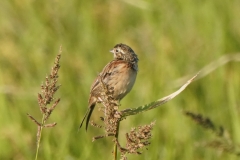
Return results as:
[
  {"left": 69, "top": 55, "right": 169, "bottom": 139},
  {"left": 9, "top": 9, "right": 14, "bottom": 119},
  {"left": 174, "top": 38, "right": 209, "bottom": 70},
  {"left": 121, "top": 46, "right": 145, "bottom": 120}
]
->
[{"left": 0, "top": 0, "right": 240, "bottom": 159}]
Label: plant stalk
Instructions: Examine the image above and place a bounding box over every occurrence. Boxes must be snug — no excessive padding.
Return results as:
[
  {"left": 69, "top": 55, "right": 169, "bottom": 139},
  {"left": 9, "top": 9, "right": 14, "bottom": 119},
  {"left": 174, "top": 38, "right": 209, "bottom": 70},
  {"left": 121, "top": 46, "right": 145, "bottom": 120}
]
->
[
  {"left": 35, "top": 115, "right": 45, "bottom": 160},
  {"left": 113, "top": 121, "right": 120, "bottom": 160}
]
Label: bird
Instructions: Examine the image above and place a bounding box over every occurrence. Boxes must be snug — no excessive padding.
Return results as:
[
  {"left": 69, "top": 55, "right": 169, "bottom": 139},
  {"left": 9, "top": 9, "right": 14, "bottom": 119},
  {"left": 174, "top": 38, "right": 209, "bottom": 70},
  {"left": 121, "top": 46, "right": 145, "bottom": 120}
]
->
[{"left": 79, "top": 43, "right": 139, "bottom": 131}]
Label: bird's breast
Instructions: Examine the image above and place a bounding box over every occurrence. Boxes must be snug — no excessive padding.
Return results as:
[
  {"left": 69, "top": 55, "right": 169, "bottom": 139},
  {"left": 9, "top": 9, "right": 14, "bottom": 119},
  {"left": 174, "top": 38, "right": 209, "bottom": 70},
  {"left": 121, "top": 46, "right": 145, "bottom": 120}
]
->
[{"left": 106, "top": 63, "right": 137, "bottom": 100}]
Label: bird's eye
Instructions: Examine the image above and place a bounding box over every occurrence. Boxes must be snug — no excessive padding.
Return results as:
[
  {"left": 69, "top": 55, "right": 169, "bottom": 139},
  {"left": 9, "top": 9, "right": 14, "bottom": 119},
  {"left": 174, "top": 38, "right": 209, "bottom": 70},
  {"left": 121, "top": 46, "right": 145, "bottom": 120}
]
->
[{"left": 116, "top": 49, "right": 119, "bottom": 53}]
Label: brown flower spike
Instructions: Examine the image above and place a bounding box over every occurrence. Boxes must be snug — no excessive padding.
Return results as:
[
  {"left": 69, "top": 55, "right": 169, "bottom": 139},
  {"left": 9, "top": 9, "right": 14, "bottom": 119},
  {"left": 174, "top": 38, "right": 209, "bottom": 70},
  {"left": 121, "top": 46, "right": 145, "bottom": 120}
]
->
[{"left": 27, "top": 47, "right": 61, "bottom": 143}]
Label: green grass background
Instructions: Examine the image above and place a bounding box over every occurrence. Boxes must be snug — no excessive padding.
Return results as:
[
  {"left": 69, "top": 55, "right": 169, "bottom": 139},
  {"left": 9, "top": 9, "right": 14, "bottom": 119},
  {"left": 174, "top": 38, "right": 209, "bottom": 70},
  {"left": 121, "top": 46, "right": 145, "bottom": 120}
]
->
[{"left": 0, "top": 0, "right": 240, "bottom": 159}]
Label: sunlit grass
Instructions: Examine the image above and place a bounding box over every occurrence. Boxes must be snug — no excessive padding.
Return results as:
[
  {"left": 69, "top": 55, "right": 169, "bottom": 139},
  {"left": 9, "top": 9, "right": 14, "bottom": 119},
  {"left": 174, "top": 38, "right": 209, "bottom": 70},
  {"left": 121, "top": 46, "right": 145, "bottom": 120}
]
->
[{"left": 0, "top": 0, "right": 240, "bottom": 159}]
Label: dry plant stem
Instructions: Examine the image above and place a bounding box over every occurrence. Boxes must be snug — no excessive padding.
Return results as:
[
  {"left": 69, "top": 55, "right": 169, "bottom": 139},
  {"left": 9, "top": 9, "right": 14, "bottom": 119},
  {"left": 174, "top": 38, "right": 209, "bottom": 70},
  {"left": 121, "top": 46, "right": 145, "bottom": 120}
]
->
[
  {"left": 92, "top": 133, "right": 115, "bottom": 141},
  {"left": 114, "top": 122, "right": 120, "bottom": 160},
  {"left": 97, "top": 74, "right": 122, "bottom": 159},
  {"left": 35, "top": 115, "right": 46, "bottom": 160},
  {"left": 27, "top": 47, "right": 62, "bottom": 160}
]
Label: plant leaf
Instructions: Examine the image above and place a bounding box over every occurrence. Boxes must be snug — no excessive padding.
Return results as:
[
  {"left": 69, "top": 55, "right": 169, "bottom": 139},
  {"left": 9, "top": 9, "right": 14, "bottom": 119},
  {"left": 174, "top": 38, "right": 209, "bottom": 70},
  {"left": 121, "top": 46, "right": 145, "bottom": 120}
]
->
[{"left": 121, "top": 73, "right": 199, "bottom": 117}]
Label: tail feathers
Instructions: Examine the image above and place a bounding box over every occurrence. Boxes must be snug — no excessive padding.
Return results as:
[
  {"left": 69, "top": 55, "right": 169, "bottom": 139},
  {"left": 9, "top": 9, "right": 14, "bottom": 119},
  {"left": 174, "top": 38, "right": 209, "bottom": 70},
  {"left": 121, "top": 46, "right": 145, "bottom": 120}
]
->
[
  {"left": 79, "top": 104, "right": 95, "bottom": 131},
  {"left": 85, "top": 105, "right": 94, "bottom": 130},
  {"left": 79, "top": 109, "right": 89, "bottom": 130}
]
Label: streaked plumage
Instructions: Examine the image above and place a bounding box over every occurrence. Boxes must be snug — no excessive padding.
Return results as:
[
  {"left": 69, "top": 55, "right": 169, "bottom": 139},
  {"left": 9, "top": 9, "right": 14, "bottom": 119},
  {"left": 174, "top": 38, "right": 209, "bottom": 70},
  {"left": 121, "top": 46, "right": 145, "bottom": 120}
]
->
[{"left": 79, "top": 43, "right": 138, "bottom": 131}]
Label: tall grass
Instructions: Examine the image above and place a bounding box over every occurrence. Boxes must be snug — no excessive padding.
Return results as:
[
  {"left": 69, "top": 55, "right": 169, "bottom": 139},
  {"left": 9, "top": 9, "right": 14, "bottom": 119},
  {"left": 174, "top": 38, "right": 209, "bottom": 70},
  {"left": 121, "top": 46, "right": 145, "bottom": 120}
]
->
[{"left": 0, "top": 0, "right": 240, "bottom": 159}]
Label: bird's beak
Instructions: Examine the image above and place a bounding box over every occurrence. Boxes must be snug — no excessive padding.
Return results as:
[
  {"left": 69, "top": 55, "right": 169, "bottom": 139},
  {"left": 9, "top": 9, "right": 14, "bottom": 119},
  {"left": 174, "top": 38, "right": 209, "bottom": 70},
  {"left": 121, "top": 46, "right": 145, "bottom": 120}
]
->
[{"left": 109, "top": 49, "right": 114, "bottom": 54}]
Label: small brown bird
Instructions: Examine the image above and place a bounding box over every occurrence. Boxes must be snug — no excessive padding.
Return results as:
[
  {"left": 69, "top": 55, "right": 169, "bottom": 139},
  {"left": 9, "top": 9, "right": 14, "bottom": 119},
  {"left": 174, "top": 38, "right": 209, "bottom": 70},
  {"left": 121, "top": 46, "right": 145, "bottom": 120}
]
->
[{"left": 79, "top": 43, "right": 139, "bottom": 131}]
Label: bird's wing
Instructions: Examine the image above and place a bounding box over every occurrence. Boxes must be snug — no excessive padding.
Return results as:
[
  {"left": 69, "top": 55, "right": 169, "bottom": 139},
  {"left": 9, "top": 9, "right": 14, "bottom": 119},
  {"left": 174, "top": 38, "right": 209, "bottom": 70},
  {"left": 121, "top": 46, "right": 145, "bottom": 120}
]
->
[{"left": 90, "top": 60, "right": 127, "bottom": 92}]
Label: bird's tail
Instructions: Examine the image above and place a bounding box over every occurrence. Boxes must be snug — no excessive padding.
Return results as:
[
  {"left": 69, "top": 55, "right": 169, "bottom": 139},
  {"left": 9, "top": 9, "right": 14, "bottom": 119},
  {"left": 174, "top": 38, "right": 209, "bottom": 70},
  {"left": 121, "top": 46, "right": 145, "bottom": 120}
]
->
[{"left": 79, "top": 104, "right": 95, "bottom": 131}]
